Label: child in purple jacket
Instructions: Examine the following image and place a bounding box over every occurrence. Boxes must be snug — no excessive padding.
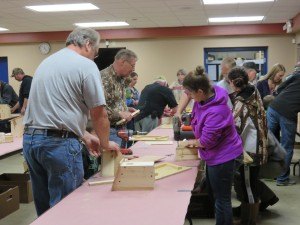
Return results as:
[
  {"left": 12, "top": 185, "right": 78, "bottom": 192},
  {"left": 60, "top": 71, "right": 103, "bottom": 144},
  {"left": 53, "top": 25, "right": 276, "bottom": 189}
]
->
[{"left": 182, "top": 66, "right": 243, "bottom": 225}]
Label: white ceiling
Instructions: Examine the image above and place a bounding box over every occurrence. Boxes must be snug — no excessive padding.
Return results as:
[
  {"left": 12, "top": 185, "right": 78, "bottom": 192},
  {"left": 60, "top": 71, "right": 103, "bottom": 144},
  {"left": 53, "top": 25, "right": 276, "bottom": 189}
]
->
[{"left": 0, "top": 0, "right": 299, "bottom": 33}]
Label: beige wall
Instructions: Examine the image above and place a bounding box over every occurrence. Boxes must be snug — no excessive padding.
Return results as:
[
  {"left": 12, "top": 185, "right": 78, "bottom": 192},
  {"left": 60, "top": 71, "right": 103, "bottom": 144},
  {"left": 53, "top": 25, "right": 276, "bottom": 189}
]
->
[
  {"left": 0, "top": 34, "right": 297, "bottom": 92},
  {"left": 0, "top": 42, "right": 63, "bottom": 91}
]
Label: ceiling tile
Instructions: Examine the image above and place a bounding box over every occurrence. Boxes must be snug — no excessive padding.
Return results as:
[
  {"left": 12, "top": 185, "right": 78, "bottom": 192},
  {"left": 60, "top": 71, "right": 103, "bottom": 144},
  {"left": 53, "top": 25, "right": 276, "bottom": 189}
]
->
[{"left": 0, "top": 0, "right": 298, "bottom": 33}]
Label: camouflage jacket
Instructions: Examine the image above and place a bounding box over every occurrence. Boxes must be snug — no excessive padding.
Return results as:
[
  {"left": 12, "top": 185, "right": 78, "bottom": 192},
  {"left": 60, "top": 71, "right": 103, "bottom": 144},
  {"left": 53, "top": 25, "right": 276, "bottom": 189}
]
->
[
  {"left": 100, "top": 65, "right": 128, "bottom": 125},
  {"left": 233, "top": 86, "right": 268, "bottom": 165}
]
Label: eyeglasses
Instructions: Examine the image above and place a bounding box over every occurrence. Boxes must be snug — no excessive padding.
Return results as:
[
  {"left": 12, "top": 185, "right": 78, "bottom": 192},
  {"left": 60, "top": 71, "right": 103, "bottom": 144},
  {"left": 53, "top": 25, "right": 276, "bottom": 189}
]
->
[{"left": 125, "top": 60, "right": 135, "bottom": 69}]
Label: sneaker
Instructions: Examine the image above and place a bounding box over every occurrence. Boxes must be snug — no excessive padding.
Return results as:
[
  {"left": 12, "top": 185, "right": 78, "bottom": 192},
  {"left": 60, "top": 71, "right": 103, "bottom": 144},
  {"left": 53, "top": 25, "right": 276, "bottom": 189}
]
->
[{"left": 276, "top": 178, "right": 296, "bottom": 186}]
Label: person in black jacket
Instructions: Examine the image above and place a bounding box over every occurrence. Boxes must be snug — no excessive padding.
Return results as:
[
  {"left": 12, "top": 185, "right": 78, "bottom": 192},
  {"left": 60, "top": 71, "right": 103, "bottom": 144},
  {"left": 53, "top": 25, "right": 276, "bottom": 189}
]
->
[
  {"left": 10, "top": 68, "right": 32, "bottom": 115},
  {"left": 0, "top": 80, "right": 19, "bottom": 110},
  {"left": 0, "top": 80, "right": 19, "bottom": 132},
  {"left": 267, "top": 70, "right": 300, "bottom": 186},
  {"left": 135, "top": 77, "right": 177, "bottom": 132}
]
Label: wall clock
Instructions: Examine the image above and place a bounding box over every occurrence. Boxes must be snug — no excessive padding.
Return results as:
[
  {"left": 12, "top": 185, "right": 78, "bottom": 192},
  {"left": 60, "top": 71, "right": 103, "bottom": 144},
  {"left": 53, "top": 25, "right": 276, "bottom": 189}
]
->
[{"left": 39, "top": 42, "right": 51, "bottom": 55}]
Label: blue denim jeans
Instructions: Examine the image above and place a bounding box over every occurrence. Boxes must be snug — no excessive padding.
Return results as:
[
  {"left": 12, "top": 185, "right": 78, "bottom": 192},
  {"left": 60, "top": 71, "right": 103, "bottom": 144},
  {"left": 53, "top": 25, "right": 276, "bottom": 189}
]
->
[
  {"left": 267, "top": 107, "right": 297, "bottom": 183},
  {"left": 23, "top": 133, "right": 84, "bottom": 216},
  {"left": 206, "top": 159, "right": 235, "bottom": 225},
  {"left": 110, "top": 128, "right": 122, "bottom": 146}
]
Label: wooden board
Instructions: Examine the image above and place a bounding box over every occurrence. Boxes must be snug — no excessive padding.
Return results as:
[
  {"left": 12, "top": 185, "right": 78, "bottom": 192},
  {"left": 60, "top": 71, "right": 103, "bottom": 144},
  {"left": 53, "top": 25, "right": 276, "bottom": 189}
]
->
[
  {"left": 112, "top": 161, "right": 155, "bottom": 191},
  {"left": 101, "top": 151, "right": 123, "bottom": 177},
  {"left": 129, "top": 155, "right": 166, "bottom": 163},
  {"left": 88, "top": 178, "right": 114, "bottom": 186},
  {"left": 154, "top": 162, "right": 191, "bottom": 180},
  {"left": 130, "top": 135, "right": 169, "bottom": 141},
  {"left": 0, "top": 133, "right": 13, "bottom": 144},
  {"left": 175, "top": 154, "right": 199, "bottom": 161},
  {"left": 10, "top": 116, "right": 24, "bottom": 138},
  {"left": 144, "top": 141, "right": 173, "bottom": 145},
  {"left": 177, "top": 140, "right": 199, "bottom": 148},
  {"left": 175, "top": 146, "right": 199, "bottom": 161},
  {"left": 176, "top": 147, "right": 198, "bottom": 155},
  {"left": 160, "top": 117, "right": 172, "bottom": 125},
  {"left": 0, "top": 104, "right": 11, "bottom": 120},
  {"left": 158, "top": 124, "right": 173, "bottom": 129}
]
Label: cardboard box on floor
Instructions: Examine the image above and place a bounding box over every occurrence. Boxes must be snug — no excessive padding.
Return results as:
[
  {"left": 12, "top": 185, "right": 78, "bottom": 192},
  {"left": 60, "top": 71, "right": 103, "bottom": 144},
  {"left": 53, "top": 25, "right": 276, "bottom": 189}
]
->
[
  {"left": 0, "top": 173, "right": 33, "bottom": 203},
  {"left": 0, "top": 185, "right": 20, "bottom": 219}
]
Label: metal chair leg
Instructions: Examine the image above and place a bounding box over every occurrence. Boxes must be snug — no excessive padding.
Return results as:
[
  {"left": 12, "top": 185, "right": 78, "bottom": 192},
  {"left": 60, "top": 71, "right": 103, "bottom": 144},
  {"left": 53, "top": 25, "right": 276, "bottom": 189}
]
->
[{"left": 186, "top": 217, "right": 193, "bottom": 225}]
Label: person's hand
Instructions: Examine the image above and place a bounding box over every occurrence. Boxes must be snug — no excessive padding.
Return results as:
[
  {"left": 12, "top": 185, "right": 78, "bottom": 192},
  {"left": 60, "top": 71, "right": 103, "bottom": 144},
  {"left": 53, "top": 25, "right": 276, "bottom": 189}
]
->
[
  {"left": 21, "top": 107, "right": 26, "bottom": 115},
  {"left": 119, "top": 111, "right": 133, "bottom": 122},
  {"left": 127, "top": 107, "right": 136, "bottom": 113},
  {"left": 107, "top": 141, "right": 120, "bottom": 151},
  {"left": 163, "top": 107, "right": 172, "bottom": 117},
  {"left": 82, "top": 132, "right": 101, "bottom": 157},
  {"left": 179, "top": 139, "right": 200, "bottom": 148},
  {"left": 133, "top": 100, "right": 139, "bottom": 106}
]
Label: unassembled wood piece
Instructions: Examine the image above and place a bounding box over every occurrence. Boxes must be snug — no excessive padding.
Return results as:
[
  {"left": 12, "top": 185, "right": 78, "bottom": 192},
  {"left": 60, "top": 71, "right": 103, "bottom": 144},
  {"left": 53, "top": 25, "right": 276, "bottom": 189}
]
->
[
  {"left": 0, "top": 104, "right": 11, "bottom": 120},
  {"left": 130, "top": 135, "right": 169, "bottom": 141},
  {"left": 160, "top": 116, "right": 172, "bottom": 125},
  {"left": 129, "top": 155, "right": 166, "bottom": 163},
  {"left": 101, "top": 151, "right": 123, "bottom": 177},
  {"left": 144, "top": 141, "right": 173, "bottom": 145},
  {"left": 112, "top": 160, "right": 155, "bottom": 191},
  {"left": 10, "top": 116, "right": 24, "bottom": 138},
  {"left": 175, "top": 146, "right": 199, "bottom": 161},
  {"left": 88, "top": 178, "right": 114, "bottom": 186},
  {"left": 0, "top": 133, "right": 13, "bottom": 144},
  {"left": 158, "top": 124, "right": 173, "bottom": 129},
  {"left": 177, "top": 140, "right": 200, "bottom": 148},
  {"left": 154, "top": 162, "right": 192, "bottom": 180}
]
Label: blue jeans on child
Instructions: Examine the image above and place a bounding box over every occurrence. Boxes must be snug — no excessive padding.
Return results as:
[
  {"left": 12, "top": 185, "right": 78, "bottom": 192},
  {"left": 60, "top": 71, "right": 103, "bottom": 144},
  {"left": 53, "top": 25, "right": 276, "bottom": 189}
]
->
[
  {"left": 267, "top": 107, "right": 297, "bottom": 183},
  {"left": 23, "top": 133, "right": 84, "bottom": 216},
  {"left": 206, "top": 159, "right": 235, "bottom": 225}
]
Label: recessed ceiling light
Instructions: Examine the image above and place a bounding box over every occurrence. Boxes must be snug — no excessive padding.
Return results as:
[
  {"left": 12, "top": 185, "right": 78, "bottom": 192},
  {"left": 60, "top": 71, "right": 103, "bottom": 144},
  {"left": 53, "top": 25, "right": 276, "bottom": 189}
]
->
[
  {"left": 0, "top": 27, "right": 9, "bottom": 31},
  {"left": 203, "top": 0, "right": 274, "bottom": 4},
  {"left": 75, "top": 22, "right": 129, "bottom": 28},
  {"left": 25, "top": 3, "right": 99, "bottom": 12},
  {"left": 209, "top": 16, "right": 264, "bottom": 22}
]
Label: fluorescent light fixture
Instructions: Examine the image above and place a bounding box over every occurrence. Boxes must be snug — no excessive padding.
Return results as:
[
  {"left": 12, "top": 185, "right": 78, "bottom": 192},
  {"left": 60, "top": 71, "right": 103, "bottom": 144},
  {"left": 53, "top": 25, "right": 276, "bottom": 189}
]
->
[
  {"left": 209, "top": 16, "right": 264, "bottom": 22},
  {"left": 75, "top": 22, "right": 129, "bottom": 28},
  {"left": 203, "top": 0, "right": 274, "bottom": 4},
  {"left": 25, "top": 3, "right": 99, "bottom": 12},
  {"left": 0, "top": 27, "right": 9, "bottom": 31}
]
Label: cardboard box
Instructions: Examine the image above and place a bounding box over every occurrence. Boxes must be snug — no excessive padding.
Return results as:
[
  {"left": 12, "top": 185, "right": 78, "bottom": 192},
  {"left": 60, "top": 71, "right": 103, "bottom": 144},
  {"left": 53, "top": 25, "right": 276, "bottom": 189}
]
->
[
  {"left": 0, "top": 185, "right": 20, "bottom": 219},
  {"left": 0, "top": 174, "right": 33, "bottom": 203}
]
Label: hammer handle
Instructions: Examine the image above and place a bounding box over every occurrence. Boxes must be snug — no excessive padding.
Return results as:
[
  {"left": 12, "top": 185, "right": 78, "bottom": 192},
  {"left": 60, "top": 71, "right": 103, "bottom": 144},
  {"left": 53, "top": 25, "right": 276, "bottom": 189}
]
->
[{"left": 116, "top": 110, "right": 140, "bottom": 126}]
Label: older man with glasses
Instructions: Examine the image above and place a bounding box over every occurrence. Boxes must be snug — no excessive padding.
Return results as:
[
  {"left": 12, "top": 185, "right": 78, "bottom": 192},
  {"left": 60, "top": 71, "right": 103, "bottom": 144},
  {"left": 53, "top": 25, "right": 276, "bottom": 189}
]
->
[
  {"left": 23, "top": 27, "right": 120, "bottom": 216},
  {"left": 100, "top": 49, "right": 138, "bottom": 146}
]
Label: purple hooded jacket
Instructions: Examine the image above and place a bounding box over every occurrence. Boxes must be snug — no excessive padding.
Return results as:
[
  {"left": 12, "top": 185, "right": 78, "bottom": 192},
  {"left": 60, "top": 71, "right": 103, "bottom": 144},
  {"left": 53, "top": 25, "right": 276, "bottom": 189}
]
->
[{"left": 191, "top": 85, "right": 243, "bottom": 166}]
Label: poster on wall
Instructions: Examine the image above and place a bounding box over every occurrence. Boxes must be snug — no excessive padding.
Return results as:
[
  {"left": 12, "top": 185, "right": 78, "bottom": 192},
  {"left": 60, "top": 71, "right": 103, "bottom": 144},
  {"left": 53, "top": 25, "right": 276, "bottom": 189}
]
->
[{"left": 0, "top": 57, "right": 9, "bottom": 83}]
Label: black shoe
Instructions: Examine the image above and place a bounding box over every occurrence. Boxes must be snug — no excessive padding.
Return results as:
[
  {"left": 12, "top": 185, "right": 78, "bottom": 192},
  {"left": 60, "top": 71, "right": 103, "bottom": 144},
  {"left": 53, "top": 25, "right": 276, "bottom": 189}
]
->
[
  {"left": 259, "top": 196, "right": 279, "bottom": 211},
  {"left": 232, "top": 205, "right": 241, "bottom": 217}
]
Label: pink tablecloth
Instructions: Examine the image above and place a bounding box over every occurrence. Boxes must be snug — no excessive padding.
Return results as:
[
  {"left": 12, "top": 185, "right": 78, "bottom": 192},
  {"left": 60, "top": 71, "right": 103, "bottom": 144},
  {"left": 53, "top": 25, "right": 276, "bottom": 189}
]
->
[
  {"left": 0, "top": 137, "right": 23, "bottom": 157},
  {"left": 30, "top": 127, "right": 200, "bottom": 225}
]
